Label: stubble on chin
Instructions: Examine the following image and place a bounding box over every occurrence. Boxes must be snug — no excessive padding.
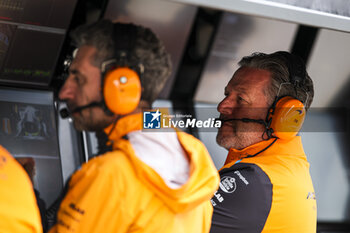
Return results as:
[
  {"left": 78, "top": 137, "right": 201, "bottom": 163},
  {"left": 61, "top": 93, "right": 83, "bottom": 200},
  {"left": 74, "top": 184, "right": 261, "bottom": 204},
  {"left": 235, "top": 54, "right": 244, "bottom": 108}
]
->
[
  {"left": 216, "top": 123, "right": 265, "bottom": 150},
  {"left": 216, "top": 126, "right": 236, "bottom": 150},
  {"left": 72, "top": 110, "right": 115, "bottom": 132}
]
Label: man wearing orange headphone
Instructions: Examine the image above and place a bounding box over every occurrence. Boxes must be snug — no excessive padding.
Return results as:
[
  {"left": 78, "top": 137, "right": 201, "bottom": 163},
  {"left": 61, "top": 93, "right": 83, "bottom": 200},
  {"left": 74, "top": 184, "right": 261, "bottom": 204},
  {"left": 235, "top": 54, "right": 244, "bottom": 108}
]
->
[
  {"left": 210, "top": 51, "right": 317, "bottom": 232},
  {"left": 49, "top": 20, "right": 219, "bottom": 233}
]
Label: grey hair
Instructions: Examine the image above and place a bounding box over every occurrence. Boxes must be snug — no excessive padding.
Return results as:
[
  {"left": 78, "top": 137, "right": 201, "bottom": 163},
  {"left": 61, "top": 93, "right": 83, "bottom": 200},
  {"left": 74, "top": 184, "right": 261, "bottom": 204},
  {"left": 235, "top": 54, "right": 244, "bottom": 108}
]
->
[
  {"left": 238, "top": 52, "right": 314, "bottom": 111},
  {"left": 70, "top": 20, "right": 172, "bottom": 105}
]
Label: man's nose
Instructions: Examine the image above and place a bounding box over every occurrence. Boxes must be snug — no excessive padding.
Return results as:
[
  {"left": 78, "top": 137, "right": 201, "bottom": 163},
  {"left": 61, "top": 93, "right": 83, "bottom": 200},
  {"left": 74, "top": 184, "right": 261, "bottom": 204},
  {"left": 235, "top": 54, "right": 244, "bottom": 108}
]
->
[
  {"left": 217, "top": 97, "right": 234, "bottom": 115},
  {"left": 58, "top": 78, "right": 76, "bottom": 101}
]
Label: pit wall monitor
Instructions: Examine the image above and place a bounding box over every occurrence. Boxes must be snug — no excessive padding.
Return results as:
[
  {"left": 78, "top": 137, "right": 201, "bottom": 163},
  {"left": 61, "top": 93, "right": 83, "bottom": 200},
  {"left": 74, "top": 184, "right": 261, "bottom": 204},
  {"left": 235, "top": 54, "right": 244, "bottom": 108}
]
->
[
  {"left": 0, "top": 0, "right": 78, "bottom": 86},
  {"left": 0, "top": 87, "right": 63, "bottom": 207}
]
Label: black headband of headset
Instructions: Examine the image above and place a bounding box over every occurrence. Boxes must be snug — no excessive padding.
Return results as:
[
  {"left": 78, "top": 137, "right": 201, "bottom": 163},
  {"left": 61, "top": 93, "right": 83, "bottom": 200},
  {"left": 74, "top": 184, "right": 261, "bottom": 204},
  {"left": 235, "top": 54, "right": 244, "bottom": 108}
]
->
[
  {"left": 274, "top": 51, "right": 307, "bottom": 90},
  {"left": 112, "top": 23, "right": 138, "bottom": 68}
]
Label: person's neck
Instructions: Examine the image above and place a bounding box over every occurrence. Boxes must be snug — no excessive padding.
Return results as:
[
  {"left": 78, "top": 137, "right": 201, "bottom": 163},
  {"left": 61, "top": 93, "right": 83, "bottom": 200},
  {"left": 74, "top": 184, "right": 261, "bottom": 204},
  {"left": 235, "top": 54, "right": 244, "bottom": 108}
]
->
[
  {"left": 96, "top": 100, "right": 151, "bottom": 153},
  {"left": 95, "top": 130, "right": 113, "bottom": 156},
  {"left": 230, "top": 137, "right": 264, "bottom": 151}
]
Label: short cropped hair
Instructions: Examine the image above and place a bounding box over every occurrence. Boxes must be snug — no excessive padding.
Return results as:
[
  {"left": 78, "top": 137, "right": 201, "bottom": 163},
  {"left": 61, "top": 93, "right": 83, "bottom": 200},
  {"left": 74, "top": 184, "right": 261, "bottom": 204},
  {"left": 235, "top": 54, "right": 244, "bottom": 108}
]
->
[
  {"left": 238, "top": 51, "right": 314, "bottom": 110},
  {"left": 70, "top": 19, "right": 172, "bottom": 105}
]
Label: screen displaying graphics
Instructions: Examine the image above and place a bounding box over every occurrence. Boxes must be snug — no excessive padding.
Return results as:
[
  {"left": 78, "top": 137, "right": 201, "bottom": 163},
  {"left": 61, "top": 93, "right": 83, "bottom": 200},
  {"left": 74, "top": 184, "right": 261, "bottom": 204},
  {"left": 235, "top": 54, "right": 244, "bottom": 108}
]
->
[
  {"left": 0, "top": 23, "right": 15, "bottom": 70},
  {"left": 0, "top": 24, "right": 64, "bottom": 86},
  {"left": 0, "top": 0, "right": 78, "bottom": 29},
  {"left": 0, "top": 89, "right": 58, "bottom": 155},
  {"left": 0, "top": 0, "right": 26, "bottom": 22},
  {"left": 0, "top": 87, "right": 62, "bottom": 207},
  {"left": 0, "top": 0, "right": 78, "bottom": 87},
  {"left": 1, "top": 102, "right": 56, "bottom": 152}
]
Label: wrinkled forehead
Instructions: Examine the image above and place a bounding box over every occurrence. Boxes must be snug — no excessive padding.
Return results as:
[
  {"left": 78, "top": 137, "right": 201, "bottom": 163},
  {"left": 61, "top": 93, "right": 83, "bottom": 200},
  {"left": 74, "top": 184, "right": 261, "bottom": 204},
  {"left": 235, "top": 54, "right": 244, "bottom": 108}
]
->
[
  {"left": 71, "top": 45, "right": 98, "bottom": 68},
  {"left": 227, "top": 67, "right": 271, "bottom": 90}
]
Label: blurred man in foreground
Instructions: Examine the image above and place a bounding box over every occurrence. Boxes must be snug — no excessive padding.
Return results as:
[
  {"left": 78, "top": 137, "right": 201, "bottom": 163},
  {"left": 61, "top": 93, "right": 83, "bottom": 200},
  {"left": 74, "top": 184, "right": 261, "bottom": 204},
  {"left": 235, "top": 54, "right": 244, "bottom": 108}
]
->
[{"left": 0, "top": 145, "right": 42, "bottom": 233}]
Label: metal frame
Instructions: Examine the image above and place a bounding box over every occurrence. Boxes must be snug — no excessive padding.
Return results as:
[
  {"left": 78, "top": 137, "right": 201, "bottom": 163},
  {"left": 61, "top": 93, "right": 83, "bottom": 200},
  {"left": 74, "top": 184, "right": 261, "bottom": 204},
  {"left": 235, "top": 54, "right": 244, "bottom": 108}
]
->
[{"left": 165, "top": 0, "right": 350, "bottom": 32}]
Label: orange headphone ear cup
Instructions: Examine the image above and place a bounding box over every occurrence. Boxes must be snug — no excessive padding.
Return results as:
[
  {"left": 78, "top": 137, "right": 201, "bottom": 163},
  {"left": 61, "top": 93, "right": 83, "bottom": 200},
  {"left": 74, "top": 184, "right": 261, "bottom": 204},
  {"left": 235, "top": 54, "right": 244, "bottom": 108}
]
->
[
  {"left": 270, "top": 96, "right": 305, "bottom": 140},
  {"left": 103, "top": 67, "right": 141, "bottom": 115}
]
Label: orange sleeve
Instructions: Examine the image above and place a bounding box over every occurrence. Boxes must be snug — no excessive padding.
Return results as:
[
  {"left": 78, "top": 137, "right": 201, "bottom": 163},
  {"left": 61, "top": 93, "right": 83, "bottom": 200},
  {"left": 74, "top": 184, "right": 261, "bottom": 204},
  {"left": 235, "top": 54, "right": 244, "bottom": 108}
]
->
[
  {"left": 0, "top": 146, "right": 42, "bottom": 233},
  {"left": 49, "top": 159, "right": 132, "bottom": 233}
]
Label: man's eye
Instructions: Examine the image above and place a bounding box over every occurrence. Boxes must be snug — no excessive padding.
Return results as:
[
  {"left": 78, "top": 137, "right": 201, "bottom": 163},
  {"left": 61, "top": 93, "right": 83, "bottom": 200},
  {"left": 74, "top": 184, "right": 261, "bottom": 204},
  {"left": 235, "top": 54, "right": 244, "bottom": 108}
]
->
[
  {"left": 238, "top": 96, "right": 247, "bottom": 103},
  {"left": 73, "top": 76, "right": 81, "bottom": 84}
]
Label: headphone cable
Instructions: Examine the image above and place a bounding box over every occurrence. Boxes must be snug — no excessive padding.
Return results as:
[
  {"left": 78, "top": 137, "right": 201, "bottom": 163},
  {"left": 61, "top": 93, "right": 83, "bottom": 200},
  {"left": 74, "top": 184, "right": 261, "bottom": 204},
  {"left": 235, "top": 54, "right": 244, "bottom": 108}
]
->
[{"left": 245, "top": 137, "right": 278, "bottom": 159}]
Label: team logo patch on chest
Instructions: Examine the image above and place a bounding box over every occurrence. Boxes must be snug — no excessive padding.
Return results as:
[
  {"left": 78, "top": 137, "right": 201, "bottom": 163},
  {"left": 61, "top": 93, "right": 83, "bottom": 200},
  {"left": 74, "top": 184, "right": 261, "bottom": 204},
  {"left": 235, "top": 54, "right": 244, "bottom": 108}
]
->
[{"left": 219, "top": 176, "right": 237, "bottom": 193}]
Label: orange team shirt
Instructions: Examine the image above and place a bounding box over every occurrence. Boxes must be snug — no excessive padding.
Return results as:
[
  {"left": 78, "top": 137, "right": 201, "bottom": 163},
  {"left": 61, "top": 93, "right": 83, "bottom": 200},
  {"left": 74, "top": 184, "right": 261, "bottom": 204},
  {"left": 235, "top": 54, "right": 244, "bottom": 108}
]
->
[{"left": 0, "top": 145, "right": 42, "bottom": 233}]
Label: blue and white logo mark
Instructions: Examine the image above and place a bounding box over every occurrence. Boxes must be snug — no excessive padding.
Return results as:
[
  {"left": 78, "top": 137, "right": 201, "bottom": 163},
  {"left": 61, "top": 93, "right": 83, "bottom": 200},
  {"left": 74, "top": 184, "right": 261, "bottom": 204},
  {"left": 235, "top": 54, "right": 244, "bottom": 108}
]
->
[{"left": 143, "top": 110, "right": 161, "bottom": 129}]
